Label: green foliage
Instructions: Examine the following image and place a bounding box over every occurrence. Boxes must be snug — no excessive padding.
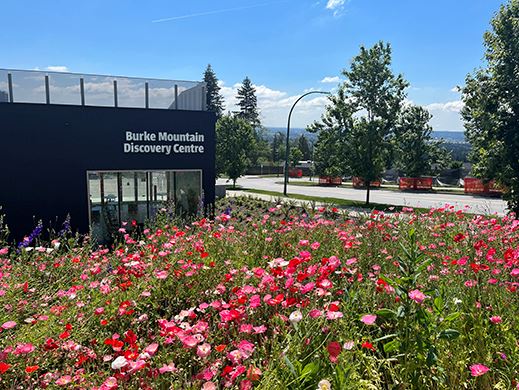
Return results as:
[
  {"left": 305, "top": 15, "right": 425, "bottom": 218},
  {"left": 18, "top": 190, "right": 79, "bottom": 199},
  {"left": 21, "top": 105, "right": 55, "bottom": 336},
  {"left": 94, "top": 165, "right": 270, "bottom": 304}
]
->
[
  {"left": 289, "top": 147, "right": 303, "bottom": 167},
  {"left": 216, "top": 115, "right": 256, "bottom": 187},
  {"left": 462, "top": 0, "right": 519, "bottom": 213},
  {"left": 393, "top": 105, "right": 452, "bottom": 177},
  {"left": 310, "top": 42, "right": 408, "bottom": 203},
  {"left": 271, "top": 132, "right": 286, "bottom": 164},
  {"left": 203, "top": 64, "right": 225, "bottom": 118},
  {"left": 297, "top": 135, "right": 312, "bottom": 160},
  {"left": 236, "top": 76, "right": 260, "bottom": 128}
]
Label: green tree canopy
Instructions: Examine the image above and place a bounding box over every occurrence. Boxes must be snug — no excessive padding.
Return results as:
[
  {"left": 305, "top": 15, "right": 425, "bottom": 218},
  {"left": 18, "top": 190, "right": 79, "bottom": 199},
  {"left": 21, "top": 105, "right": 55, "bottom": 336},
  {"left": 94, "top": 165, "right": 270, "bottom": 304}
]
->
[
  {"left": 203, "top": 64, "right": 225, "bottom": 118},
  {"left": 310, "top": 41, "right": 408, "bottom": 204},
  {"left": 393, "top": 105, "right": 452, "bottom": 177},
  {"left": 462, "top": 0, "right": 519, "bottom": 213},
  {"left": 236, "top": 77, "right": 260, "bottom": 128},
  {"left": 290, "top": 147, "right": 303, "bottom": 167},
  {"left": 271, "top": 131, "right": 286, "bottom": 164},
  {"left": 297, "top": 135, "right": 312, "bottom": 160},
  {"left": 216, "top": 115, "right": 255, "bottom": 188}
]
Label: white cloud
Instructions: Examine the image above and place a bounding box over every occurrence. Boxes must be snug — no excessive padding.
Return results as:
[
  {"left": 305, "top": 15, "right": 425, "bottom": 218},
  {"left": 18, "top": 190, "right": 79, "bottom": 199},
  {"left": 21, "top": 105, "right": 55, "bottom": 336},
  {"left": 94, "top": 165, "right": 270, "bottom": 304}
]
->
[
  {"left": 450, "top": 86, "right": 460, "bottom": 93},
  {"left": 424, "top": 100, "right": 465, "bottom": 131},
  {"left": 46, "top": 66, "right": 69, "bottom": 72},
  {"left": 321, "top": 76, "right": 341, "bottom": 83},
  {"left": 218, "top": 80, "right": 331, "bottom": 128},
  {"left": 326, "top": 0, "right": 346, "bottom": 16},
  {"left": 425, "top": 100, "right": 464, "bottom": 113},
  {"left": 326, "top": 0, "right": 345, "bottom": 10}
]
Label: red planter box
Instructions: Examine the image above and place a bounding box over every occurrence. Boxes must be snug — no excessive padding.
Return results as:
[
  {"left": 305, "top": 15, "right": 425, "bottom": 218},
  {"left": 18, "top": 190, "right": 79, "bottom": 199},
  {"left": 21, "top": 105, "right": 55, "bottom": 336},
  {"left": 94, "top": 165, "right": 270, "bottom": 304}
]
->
[
  {"left": 464, "top": 178, "right": 502, "bottom": 194},
  {"left": 399, "top": 177, "right": 433, "bottom": 191},
  {"left": 288, "top": 168, "right": 303, "bottom": 178},
  {"left": 352, "top": 177, "right": 381, "bottom": 189},
  {"left": 319, "top": 176, "right": 342, "bottom": 186}
]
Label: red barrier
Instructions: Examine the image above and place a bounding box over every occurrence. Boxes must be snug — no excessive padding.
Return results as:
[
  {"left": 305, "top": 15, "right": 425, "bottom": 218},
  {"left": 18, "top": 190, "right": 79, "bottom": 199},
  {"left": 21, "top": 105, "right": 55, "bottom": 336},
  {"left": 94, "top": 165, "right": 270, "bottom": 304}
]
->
[
  {"left": 352, "top": 177, "right": 381, "bottom": 189},
  {"left": 464, "top": 178, "right": 502, "bottom": 194},
  {"left": 399, "top": 177, "right": 433, "bottom": 191},
  {"left": 289, "top": 168, "right": 303, "bottom": 178},
  {"left": 319, "top": 176, "right": 342, "bottom": 186}
]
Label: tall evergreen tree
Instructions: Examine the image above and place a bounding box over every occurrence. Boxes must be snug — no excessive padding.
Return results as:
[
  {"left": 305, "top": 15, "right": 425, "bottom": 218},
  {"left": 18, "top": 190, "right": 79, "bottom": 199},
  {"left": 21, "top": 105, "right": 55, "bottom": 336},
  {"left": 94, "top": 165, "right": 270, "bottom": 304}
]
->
[
  {"left": 236, "top": 77, "right": 260, "bottom": 127},
  {"left": 271, "top": 132, "right": 286, "bottom": 163},
  {"left": 203, "top": 64, "right": 225, "bottom": 118},
  {"left": 462, "top": 0, "right": 519, "bottom": 213},
  {"left": 297, "top": 135, "right": 312, "bottom": 160}
]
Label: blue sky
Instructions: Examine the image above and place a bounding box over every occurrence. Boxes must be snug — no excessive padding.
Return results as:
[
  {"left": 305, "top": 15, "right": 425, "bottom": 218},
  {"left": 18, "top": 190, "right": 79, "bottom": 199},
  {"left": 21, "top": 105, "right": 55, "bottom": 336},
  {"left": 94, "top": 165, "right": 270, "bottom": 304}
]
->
[{"left": 1, "top": 0, "right": 505, "bottom": 129}]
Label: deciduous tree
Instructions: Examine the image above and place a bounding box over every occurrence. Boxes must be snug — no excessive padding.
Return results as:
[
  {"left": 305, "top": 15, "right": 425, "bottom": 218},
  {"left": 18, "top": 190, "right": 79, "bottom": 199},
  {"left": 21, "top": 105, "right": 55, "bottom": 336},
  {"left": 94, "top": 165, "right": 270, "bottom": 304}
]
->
[{"left": 462, "top": 0, "right": 519, "bottom": 213}]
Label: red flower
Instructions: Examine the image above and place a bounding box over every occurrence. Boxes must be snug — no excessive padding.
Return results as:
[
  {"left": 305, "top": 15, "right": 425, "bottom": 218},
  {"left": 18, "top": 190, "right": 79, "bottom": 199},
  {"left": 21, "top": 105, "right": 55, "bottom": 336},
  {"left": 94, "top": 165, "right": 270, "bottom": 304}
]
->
[
  {"left": 327, "top": 341, "right": 342, "bottom": 363},
  {"left": 361, "top": 341, "right": 375, "bottom": 351},
  {"left": 0, "top": 362, "right": 11, "bottom": 374},
  {"left": 25, "top": 365, "right": 39, "bottom": 373}
]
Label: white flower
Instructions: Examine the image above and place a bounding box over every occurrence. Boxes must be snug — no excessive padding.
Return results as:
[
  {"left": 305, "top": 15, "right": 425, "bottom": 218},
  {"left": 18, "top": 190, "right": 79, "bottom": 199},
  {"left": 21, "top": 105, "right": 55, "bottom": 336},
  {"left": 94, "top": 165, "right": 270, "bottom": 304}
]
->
[
  {"left": 289, "top": 311, "right": 303, "bottom": 324},
  {"left": 317, "top": 379, "right": 332, "bottom": 390},
  {"left": 111, "top": 356, "right": 128, "bottom": 370},
  {"left": 453, "top": 298, "right": 462, "bottom": 305}
]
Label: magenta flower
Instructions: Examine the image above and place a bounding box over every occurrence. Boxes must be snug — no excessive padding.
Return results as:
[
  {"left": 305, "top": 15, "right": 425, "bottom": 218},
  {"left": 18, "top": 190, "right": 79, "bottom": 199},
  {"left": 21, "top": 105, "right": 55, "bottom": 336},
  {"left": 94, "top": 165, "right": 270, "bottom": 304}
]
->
[
  {"left": 408, "top": 289, "right": 426, "bottom": 304},
  {"left": 1, "top": 321, "right": 16, "bottom": 330},
  {"left": 489, "top": 316, "right": 502, "bottom": 324},
  {"left": 361, "top": 314, "right": 377, "bottom": 325},
  {"left": 469, "top": 363, "right": 489, "bottom": 377}
]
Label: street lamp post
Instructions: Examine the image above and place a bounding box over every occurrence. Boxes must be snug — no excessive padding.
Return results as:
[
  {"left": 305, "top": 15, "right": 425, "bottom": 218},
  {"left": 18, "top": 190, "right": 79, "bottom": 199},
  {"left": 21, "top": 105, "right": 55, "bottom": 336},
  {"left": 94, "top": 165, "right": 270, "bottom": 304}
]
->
[{"left": 284, "top": 91, "right": 330, "bottom": 196}]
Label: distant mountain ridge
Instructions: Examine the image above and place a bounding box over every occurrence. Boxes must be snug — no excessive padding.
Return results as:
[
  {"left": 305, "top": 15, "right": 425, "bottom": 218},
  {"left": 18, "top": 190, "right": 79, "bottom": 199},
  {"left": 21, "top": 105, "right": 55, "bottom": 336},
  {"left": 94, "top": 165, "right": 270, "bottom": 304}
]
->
[{"left": 265, "top": 127, "right": 467, "bottom": 143}]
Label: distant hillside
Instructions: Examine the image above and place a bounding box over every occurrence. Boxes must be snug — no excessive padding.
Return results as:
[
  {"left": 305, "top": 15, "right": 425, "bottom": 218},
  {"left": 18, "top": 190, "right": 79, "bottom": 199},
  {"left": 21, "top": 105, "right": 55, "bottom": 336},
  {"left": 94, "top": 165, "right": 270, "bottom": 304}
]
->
[{"left": 266, "top": 127, "right": 467, "bottom": 143}]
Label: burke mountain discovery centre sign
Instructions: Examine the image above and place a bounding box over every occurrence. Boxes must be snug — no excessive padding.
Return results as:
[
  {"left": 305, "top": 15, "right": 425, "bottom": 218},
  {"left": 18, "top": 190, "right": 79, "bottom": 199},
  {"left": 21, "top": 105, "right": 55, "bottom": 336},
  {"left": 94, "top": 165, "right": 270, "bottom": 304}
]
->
[{"left": 123, "top": 131, "right": 206, "bottom": 155}]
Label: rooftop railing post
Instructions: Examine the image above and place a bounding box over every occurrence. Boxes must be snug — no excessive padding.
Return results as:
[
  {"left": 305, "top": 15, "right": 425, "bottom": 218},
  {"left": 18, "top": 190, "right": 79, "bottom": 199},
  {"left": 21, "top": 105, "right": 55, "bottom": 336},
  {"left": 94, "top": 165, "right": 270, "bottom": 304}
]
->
[
  {"left": 45, "top": 75, "right": 50, "bottom": 104},
  {"left": 145, "top": 82, "right": 149, "bottom": 109},
  {"left": 113, "top": 80, "right": 118, "bottom": 108},
  {"left": 7, "top": 73, "right": 13, "bottom": 103},
  {"left": 80, "top": 78, "right": 85, "bottom": 106}
]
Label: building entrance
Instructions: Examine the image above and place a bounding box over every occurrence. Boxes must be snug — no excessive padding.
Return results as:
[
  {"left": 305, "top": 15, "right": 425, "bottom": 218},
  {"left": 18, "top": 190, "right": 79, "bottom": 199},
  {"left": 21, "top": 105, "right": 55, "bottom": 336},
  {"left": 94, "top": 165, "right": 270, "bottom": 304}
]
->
[{"left": 87, "top": 170, "right": 201, "bottom": 242}]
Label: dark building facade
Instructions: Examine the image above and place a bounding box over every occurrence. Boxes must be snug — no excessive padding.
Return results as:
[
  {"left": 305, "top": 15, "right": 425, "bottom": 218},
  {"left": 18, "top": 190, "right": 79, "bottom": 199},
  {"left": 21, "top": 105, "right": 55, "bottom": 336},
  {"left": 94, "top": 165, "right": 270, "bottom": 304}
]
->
[{"left": 0, "top": 69, "right": 215, "bottom": 242}]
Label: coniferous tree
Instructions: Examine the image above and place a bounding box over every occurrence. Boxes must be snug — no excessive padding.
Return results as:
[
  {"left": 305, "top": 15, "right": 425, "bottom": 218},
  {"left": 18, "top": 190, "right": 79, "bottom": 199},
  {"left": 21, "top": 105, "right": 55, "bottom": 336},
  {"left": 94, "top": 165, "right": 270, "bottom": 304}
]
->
[
  {"left": 203, "top": 64, "right": 225, "bottom": 118},
  {"left": 236, "top": 77, "right": 260, "bottom": 127},
  {"left": 297, "top": 135, "right": 312, "bottom": 160}
]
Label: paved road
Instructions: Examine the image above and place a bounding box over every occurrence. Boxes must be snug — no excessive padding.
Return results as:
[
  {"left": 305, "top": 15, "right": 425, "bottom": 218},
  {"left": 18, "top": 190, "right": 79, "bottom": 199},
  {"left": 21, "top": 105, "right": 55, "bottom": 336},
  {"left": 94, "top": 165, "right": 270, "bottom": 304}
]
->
[{"left": 217, "top": 176, "right": 508, "bottom": 215}]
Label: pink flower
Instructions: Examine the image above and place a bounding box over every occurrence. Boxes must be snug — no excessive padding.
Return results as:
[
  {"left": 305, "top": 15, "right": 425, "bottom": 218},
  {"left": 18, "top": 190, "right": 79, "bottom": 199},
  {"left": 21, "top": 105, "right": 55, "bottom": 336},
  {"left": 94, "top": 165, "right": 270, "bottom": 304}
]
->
[
  {"left": 159, "top": 362, "right": 177, "bottom": 374},
  {"left": 1, "top": 321, "right": 16, "bottom": 330},
  {"left": 469, "top": 363, "right": 489, "bottom": 377},
  {"left": 143, "top": 343, "right": 159, "bottom": 356},
  {"left": 13, "top": 343, "right": 35, "bottom": 355},
  {"left": 326, "top": 311, "right": 344, "bottom": 320},
  {"left": 309, "top": 309, "right": 322, "bottom": 318},
  {"left": 197, "top": 343, "right": 211, "bottom": 358},
  {"left": 55, "top": 375, "right": 72, "bottom": 386},
  {"left": 408, "top": 289, "right": 426, "bottom": 304},
  {"left": 343, "top": 341, "right": 355, "bottom": 350},
  {"left": 155, "top": 270, "right": 168, "bottom": 279},
  {"left": 202, "top": 382, "right": 216, "bottom": 390},
  {"left": 490, "top": 316, "right": 502, "bottom": 324},
  {"left": 100, "top": 377, "right": 118, "bottom": 390},
  {"left": 361, "top": 314, "right": 377, "bottom": 325},
  {"left": 180, "top": 335, "right": 199, "bottom": 348}
]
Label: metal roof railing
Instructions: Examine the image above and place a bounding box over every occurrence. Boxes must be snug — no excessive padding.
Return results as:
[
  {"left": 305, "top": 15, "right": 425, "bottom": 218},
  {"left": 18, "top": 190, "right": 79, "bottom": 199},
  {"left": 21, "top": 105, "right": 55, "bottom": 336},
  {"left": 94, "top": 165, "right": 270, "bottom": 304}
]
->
[{"left": 0, "top": 68, "right": 206, "bottom": 111}]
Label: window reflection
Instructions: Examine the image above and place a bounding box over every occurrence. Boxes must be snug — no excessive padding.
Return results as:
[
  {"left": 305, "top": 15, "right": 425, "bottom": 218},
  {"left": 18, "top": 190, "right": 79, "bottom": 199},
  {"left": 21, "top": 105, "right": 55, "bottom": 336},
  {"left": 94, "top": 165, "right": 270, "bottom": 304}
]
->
[{"left": 88, "top": 170, "right": 201, "bottom": 244}]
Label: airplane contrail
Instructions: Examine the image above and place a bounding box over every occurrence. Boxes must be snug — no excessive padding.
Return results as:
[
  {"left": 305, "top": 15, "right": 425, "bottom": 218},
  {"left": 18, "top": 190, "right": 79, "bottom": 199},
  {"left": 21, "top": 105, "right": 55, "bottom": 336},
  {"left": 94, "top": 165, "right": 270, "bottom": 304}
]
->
[{"left": 152, "top": 1, "right": 283, "bottom": 23}]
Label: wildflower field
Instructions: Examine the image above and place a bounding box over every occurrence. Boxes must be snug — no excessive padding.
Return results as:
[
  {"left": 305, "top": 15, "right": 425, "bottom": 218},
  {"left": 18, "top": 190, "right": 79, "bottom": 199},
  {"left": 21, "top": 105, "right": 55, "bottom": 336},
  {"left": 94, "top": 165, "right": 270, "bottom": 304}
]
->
[{"left": 1, "top": 197, "right": 519, "bottom": 389}]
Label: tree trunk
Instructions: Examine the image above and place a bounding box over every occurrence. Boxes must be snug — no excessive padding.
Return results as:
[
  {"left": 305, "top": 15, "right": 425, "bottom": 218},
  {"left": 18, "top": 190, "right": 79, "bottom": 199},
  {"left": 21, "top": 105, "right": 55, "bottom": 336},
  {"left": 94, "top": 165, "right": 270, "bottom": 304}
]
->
[
  {"left": 233, "top": 178, "right": 236, "bottom": 189},
  {"left": 366, "top": 181, "right": 371, "bottom": 206}
]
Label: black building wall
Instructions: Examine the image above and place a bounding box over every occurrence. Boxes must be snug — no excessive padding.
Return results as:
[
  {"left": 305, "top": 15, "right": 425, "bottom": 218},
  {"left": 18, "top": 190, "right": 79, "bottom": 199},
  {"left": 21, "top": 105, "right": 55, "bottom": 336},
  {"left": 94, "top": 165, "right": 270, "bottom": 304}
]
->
[{"left": 0, "top": 103, "right": 216, "bottom": 240}]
